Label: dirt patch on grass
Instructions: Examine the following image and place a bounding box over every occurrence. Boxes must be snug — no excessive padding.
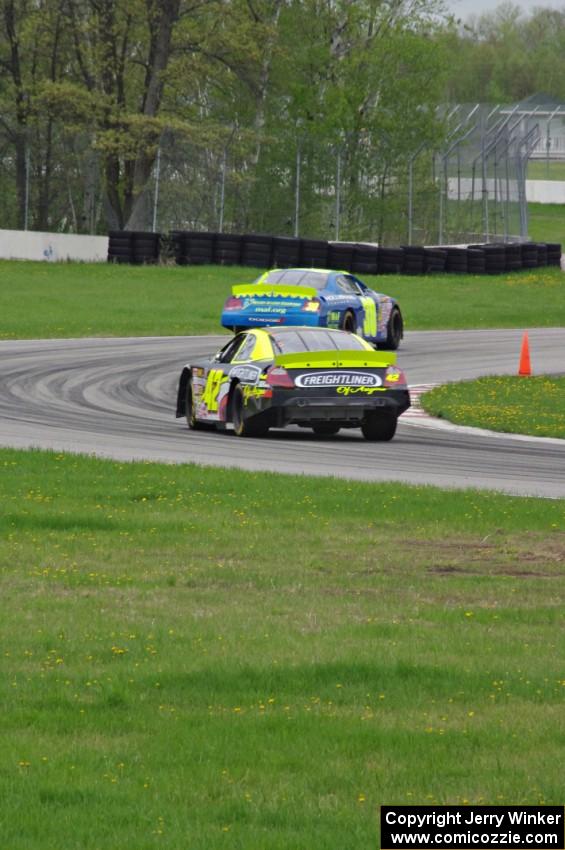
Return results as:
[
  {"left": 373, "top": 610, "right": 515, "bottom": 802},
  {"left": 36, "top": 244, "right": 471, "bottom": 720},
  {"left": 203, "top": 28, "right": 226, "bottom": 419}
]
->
[{"left": 402, "top": 532, "right": 565, "bottom": 577}]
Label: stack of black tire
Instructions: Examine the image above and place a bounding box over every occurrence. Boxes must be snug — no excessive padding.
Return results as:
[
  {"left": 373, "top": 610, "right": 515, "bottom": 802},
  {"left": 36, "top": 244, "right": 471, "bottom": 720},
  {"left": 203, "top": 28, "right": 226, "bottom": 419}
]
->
[
  {"left": 350, "top": 244, "right": 379, "bottom": 275},
  {"left": 171, "top": 231, "right": 215, "bottom": 264},
  {"left": 377, "top": 247, "right": 404, "bottom": 274},
  {"left": 241, "top": 235, "right": 274, "bottom": 268},
  {"left": 467, "top": 248, "right": 486, "bottom": 274},
  {"left": 401, "top": 246, "right": 426, "bottom": 275},
  {"left": 328, "top": 241, "right": 356, "bottom": 271},
  {"left": 301, "top": 239, "right": 329, "bottom": 267},
  {"left": 110, "top": 229, "right": 562, "bottom": 277},
  {"left": 272, "top": 237, "right": 301, "bottom": 267},
  {"left": 444, "top": 247, "right": 469, "bottom": 274},
  {"left": 213, "top": 234, "right": 241, "bottom": 265},
  {"left": 546, "top": 243, "right": 562, "bottom": 266},
  {"left": 423, "top": 248, "right": 447, "bottom": 273},
  {"left": 107, "top": 231, "right": 160, "bottom": 264},
  {"left": 468, "top": 244, "right": 505, "bottom": 274}
]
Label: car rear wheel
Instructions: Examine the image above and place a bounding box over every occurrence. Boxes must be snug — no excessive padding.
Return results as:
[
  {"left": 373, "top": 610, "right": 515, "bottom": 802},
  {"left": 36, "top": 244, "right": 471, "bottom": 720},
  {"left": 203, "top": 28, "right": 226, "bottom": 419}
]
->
[
  {"left": 382, "top": 307, "right": 403, "bottom": 350},
  {"left": 361, "top": 412, "right": 397, "bottom": 441},
  {"left": 312, "top": 423, "right": 341, "bottom": 436},
  {"left": 232, "top": 384, "right": 268, "bottom": 437}
]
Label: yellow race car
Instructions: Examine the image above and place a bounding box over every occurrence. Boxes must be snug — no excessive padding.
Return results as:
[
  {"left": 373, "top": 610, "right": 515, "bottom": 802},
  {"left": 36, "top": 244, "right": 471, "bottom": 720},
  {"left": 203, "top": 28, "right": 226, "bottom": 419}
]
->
[{"left": 176, "top": 326, "right": 410, "bottom": 440}]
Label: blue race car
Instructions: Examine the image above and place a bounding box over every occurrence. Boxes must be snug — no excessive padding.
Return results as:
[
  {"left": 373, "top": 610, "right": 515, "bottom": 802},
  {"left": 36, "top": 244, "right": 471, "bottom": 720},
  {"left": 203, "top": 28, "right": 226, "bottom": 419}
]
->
[{"left": 220, "top": 268, "right": 404, "bottom": 350}]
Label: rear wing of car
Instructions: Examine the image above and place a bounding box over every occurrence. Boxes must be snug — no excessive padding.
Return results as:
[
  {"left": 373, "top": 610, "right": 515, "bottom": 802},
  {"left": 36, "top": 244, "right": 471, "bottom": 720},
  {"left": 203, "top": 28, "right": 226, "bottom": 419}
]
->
[
  {"left": 274, "top": 350, "right": 397, "bottom": 369},
  {"left": 232, "top": 283, "right": 318, "bottom": 299}
]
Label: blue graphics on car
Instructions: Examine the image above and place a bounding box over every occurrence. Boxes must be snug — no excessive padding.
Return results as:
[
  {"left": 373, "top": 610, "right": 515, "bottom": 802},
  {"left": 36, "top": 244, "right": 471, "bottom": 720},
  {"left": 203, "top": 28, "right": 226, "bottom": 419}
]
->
[{"left": 220, "top": 268, "right": 404, "bottom": 350}]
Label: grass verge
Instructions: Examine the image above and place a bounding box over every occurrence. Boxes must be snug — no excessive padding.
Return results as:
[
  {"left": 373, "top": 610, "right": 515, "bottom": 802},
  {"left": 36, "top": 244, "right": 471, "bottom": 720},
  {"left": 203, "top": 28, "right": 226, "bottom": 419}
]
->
[
  {"left": 421, "top": 376, "right": 565, "bottom": 439},
  {"left": 1, "top": 448, "right": 564, "bottom": 849},
  {"left": 1, "top": 259, "right": 564, "bottom": 340},
  {"left": 528, "top": 203, "right": 565, "bottom": 245}
]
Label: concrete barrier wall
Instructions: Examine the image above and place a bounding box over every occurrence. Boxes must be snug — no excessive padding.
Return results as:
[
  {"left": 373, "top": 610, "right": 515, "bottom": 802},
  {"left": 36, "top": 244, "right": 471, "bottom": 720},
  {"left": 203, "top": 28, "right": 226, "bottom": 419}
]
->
[
  {"left": 526, "top": 180, "right": 565, "bottom": 204},
  {"left": 0, "top": 229, "right": 108, "bottom": 262},
  {"left": 447, "top": 178, "right": 565, "bottom": 205}
]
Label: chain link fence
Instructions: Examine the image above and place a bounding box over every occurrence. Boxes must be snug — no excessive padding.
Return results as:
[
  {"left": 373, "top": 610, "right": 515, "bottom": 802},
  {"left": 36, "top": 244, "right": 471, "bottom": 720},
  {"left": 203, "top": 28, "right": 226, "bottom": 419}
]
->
[{"left": 3, "top": 99, "right": 563, "bottom": 245}]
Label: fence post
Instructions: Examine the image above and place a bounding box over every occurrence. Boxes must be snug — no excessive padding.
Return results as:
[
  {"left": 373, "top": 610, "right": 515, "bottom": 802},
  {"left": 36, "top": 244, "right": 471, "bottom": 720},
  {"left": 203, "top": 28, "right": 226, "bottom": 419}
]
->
[
  {"left": 335, "top": 148, "right": 341, "bottom": 241},
  {"left": 24, "top": 146, "right": 30, "bottom": 232},
  {"left": 294, "top": 143, "right": 301, "bottom": 238},
  {"left": 219, "top": 147, "right": 227, "bottom": 233},
  {"left": 152, "top": 145, "right": 161, "bottom": 233}
]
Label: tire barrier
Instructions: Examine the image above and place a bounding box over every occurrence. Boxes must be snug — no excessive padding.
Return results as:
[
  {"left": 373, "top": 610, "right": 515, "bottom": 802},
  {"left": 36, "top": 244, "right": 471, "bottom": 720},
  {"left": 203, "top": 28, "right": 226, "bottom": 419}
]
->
[
  {"left": 109, "top": 230, "right": 562, "bottom": 276},
  {"left": 401, "top": 246, "right": 426, "bottom": 276},
  {"left": 300, "top": 238, "right": 329, "bottom": 268},
  {"left": 107, "top": 230, "right": 160, "bottom": 264},
  {"left": 272, "top": 236, "right": 301, "bottom": 268}
]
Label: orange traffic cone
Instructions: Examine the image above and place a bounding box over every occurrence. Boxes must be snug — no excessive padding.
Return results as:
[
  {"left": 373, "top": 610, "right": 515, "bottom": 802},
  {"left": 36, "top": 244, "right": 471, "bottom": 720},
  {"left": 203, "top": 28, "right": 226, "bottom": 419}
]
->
[{"left": 518, "top": 331, "right": 532, "bottom": 376}]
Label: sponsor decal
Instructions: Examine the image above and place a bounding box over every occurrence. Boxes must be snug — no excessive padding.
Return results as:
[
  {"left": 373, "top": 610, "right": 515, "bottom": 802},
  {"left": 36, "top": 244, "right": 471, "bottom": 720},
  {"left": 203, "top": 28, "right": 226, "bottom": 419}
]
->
[
  {"left": 243, "top": 385, "right": 269, "bottom": 401},
  {"left": 337, "top": 385, "right": 383, "bottom": 396},
  {"left": 295, "top": 371, "right": 382, "bottom": 388},
  {"left": 230, "top": 365, "right": 261, "bottom": 383},
  {"left": 243, "top": 298, "right": 301, "bottom": 310}
]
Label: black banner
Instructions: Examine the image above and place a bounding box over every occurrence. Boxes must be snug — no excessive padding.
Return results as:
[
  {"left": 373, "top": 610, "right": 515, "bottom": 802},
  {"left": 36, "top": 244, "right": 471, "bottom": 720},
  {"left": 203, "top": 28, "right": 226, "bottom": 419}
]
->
[{"left": 381, "top": 806, "right": 564, "bottom": 849}]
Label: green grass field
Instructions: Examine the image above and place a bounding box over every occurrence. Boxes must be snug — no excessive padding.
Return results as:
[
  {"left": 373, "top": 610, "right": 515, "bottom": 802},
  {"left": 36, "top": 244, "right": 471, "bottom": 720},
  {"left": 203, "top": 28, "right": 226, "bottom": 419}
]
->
[
  {"left": 422, "top": 376, "right": 565, "bottom": 439},
  {"left": 527, "top": 160, "right": 565, "bottom": 181},
  {"left": 0, "top": 259, "right": 564, "bottom": 340},
  {"left": 1, "top": 448, "right": 564, "bottom": 849},
  {"left": 528, "top": 203, "right": 565, "bottom": 244}
]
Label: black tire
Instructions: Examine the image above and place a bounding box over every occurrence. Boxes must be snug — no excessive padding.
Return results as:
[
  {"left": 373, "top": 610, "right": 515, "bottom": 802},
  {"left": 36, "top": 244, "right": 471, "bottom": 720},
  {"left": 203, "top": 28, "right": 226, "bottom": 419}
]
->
[
  {"left": 231, "top": 384, "right": 268, "bottom": 437},
  {"left": 361, "top": 412, "right": 397, "bottom": 441},
  {"left": 108, "top": 245, "right": 133, "bottom": 257},
  {"left": 342, "top": 311, "right": 356, "bottom": 333},
  {"left": 108, "top": 237, "right": 133, "bottom": 250},
  {"left": 312, "top": 423, "right": 341, "bottom": 436},
  {"left": 382, "top": 307, "right": 403, "bottom": 350}
]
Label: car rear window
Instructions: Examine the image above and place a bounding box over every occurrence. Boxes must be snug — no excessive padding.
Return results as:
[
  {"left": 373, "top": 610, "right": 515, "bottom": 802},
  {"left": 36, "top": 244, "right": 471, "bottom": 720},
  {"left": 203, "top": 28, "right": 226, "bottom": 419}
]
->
[
  {"left": 257, "top": 270, "right": 328, "bottom": 291},
  {"left": 269, "top": 328, "right": 368, "bottom": 354}
]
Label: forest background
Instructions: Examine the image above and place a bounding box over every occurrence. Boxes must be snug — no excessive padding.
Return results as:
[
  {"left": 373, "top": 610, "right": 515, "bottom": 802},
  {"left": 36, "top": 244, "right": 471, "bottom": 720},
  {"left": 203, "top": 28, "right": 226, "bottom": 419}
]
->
[{"left": 1, "top": 0, "right": 564, "bottom": 243}]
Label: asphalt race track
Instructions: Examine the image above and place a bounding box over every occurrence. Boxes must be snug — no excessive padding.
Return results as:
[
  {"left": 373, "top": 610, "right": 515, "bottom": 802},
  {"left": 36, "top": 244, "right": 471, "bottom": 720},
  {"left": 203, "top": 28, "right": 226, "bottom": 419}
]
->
[{"left": 0, "top": 328, "right": 564, "bottom": 498}]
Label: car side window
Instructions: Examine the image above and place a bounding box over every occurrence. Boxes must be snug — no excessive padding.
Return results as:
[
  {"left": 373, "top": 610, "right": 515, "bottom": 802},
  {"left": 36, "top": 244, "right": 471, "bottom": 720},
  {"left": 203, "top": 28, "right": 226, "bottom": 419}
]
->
[
  {"left": 232, "top": 334, "right": 257, "bottom": 362},
  {"left": 350, "top": 275, "right": 368, "bottom": 291},
  {"left": 217, "top": 334, "right": 246, "bottom": 363},
  {"left": 336, "top": 274, "right": 362, "bottom": 295}
]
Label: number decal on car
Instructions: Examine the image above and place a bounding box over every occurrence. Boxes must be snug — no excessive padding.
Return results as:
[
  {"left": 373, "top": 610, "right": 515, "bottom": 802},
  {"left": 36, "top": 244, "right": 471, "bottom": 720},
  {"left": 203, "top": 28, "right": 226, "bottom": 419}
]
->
[
  {"left": 202, "top": 369, "right": 224, "bottom": 412},
  {"left": 360, "top": 296, "right": 377, "bottom": 338}
]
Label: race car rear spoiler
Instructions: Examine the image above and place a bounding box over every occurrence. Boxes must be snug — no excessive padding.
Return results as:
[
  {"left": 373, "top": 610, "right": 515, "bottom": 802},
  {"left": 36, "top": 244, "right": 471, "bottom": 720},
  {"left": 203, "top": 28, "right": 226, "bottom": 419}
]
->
[
  {"left": 232, "top": 283, "right": 318, "bottom": 298},
  {"left": 274, "top": 350, "right": 397, "bottom": 369}
]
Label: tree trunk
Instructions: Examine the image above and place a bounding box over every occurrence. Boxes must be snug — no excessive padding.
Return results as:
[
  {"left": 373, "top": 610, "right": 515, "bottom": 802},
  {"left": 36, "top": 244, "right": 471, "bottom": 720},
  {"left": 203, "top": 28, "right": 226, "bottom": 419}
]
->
[
  {"left": 124, "top": 0, "right": 180, "bottom": 230},
  {"left": 3, "top": 0, "right": 29, "bottom": 228}
]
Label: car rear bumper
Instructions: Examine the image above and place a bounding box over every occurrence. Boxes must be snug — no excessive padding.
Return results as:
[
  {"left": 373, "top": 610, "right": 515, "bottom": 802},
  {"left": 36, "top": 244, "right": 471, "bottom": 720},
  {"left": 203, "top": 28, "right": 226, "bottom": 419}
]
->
[
  {"left": 248, "top": 389, "right": 410, "bottom": 426},
  {"left": 221, "top": 311, "right": 321, "bottom": 330}
]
